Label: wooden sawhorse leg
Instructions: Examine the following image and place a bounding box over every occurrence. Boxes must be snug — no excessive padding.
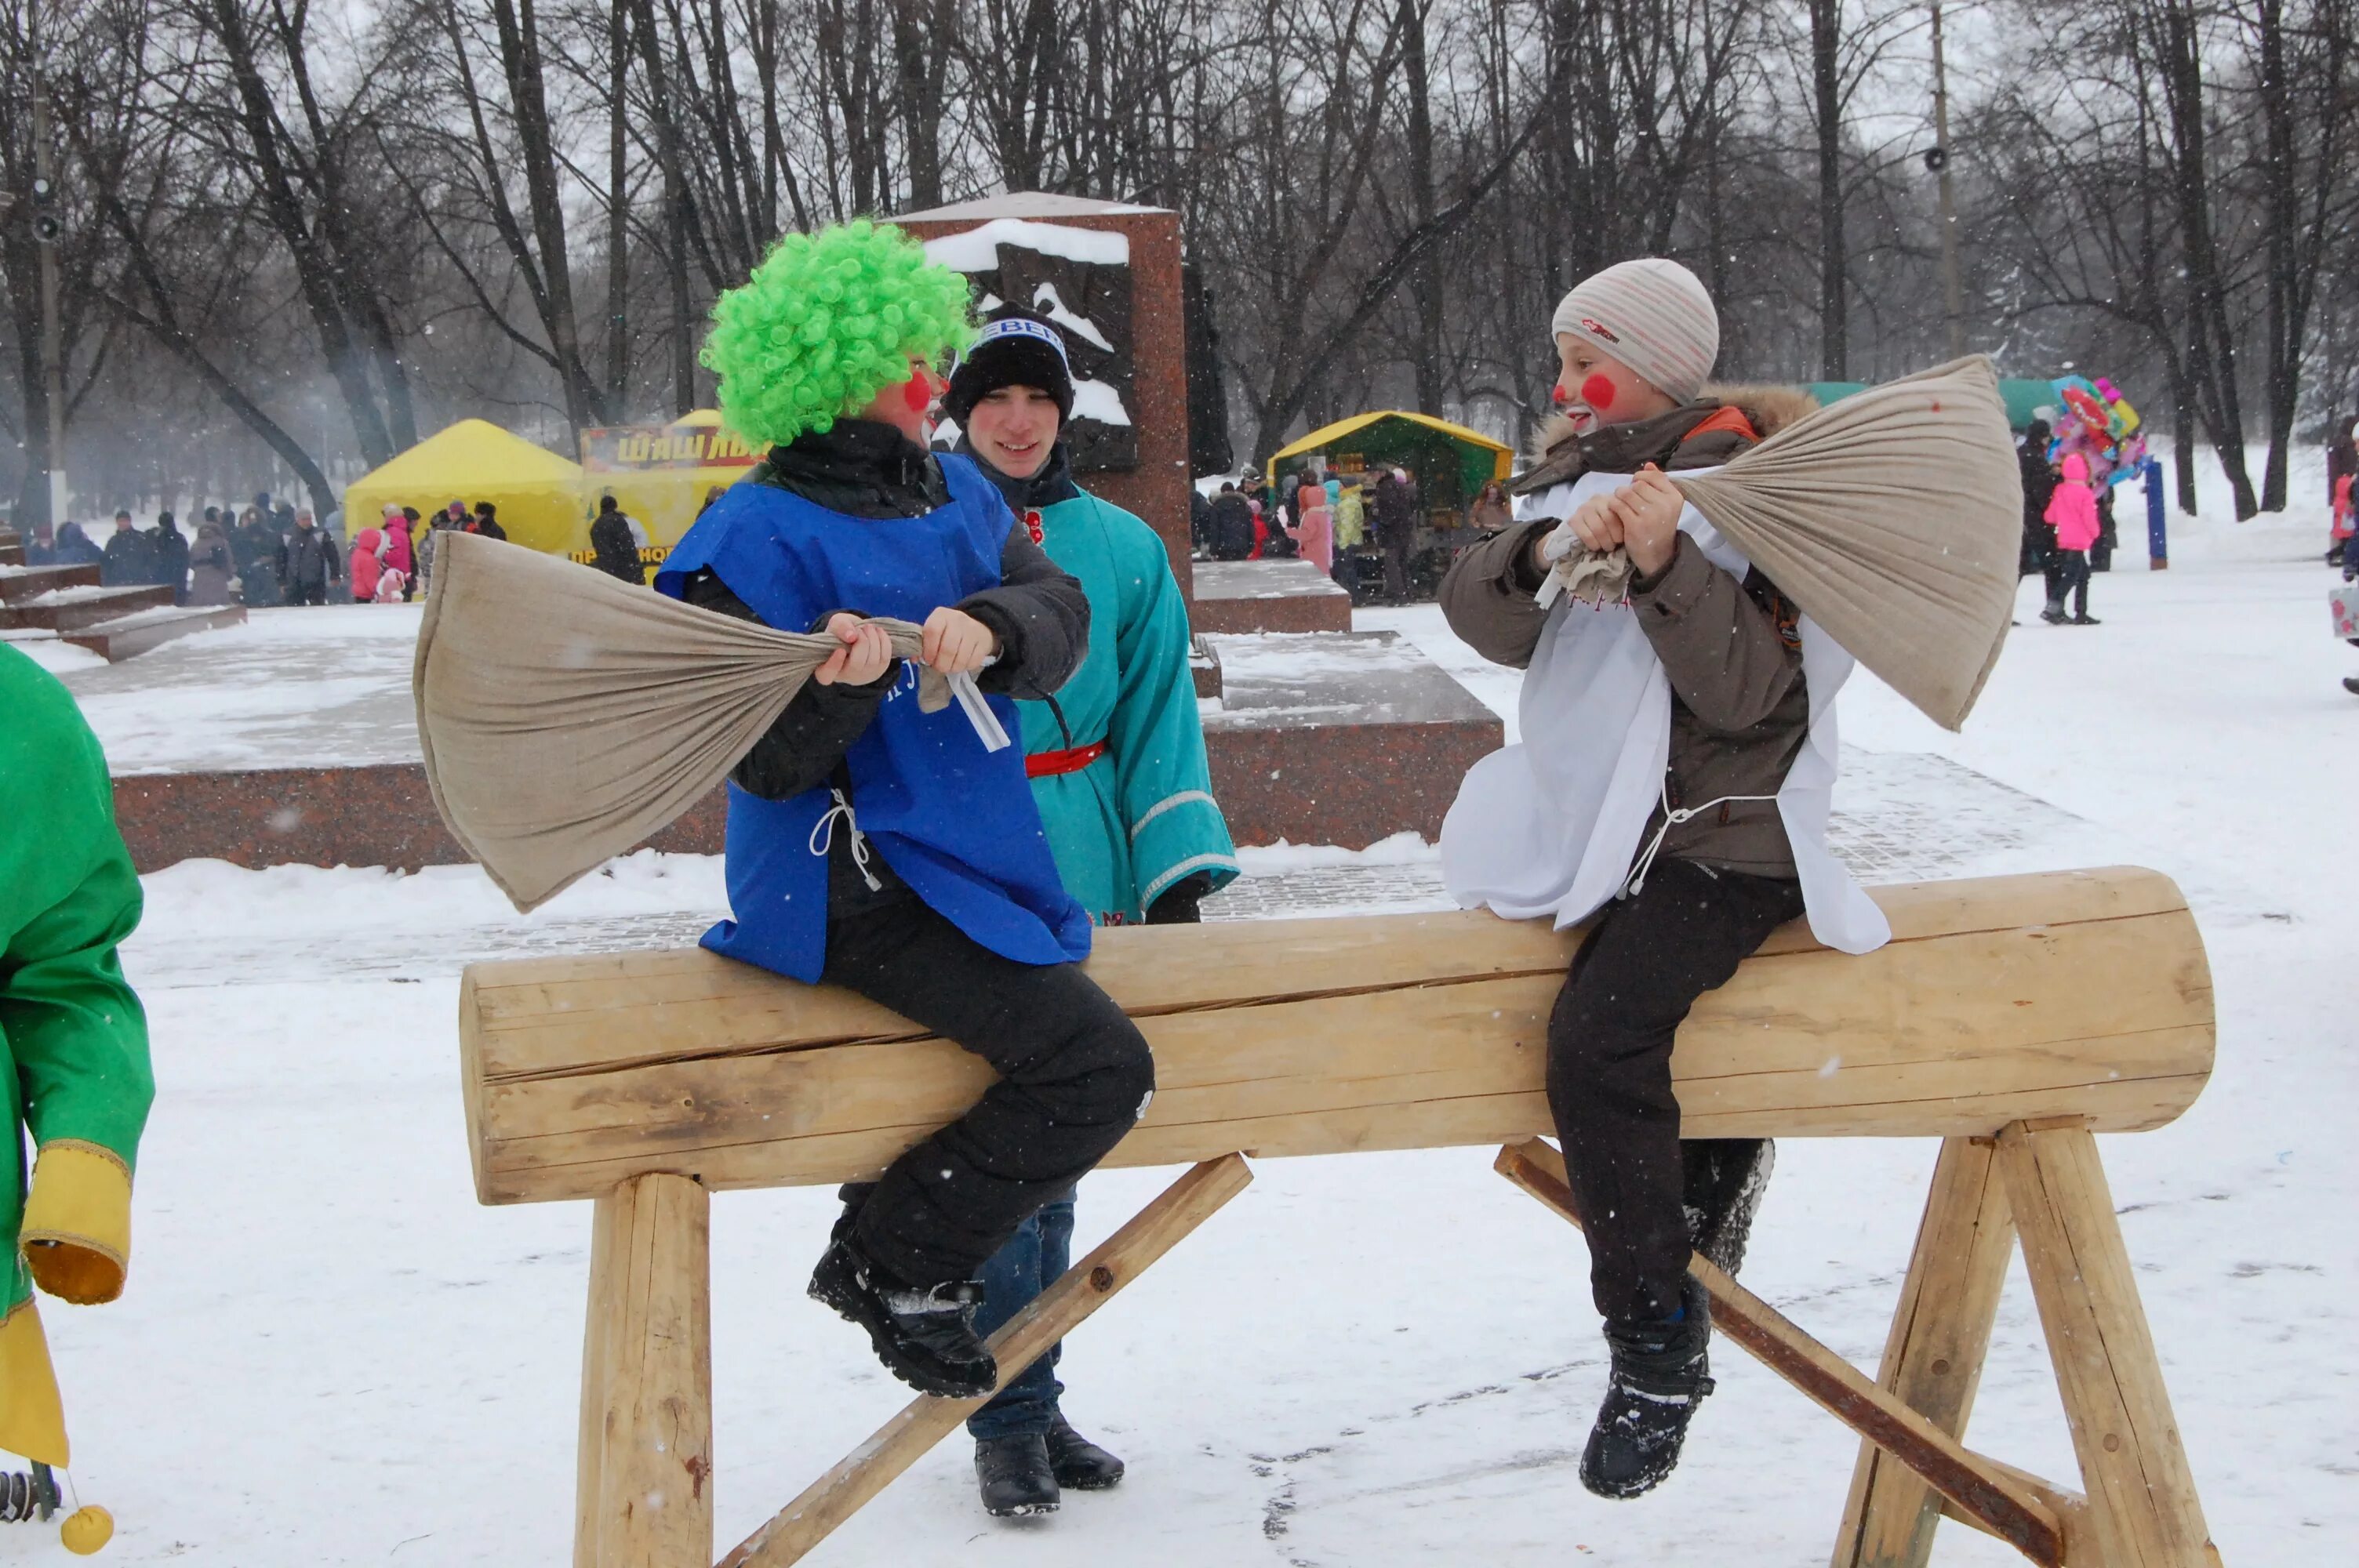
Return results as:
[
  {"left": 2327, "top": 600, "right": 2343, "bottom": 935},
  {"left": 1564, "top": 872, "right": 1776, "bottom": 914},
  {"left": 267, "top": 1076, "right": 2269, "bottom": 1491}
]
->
[
  {"left": 1997, "top": 1120, "right": 2219, "bottom": 1566},
  {"left": 1834, "top": 1135, "right": 2019, "bottom": 1567},
  {"left": 719, "top": 1152, "right": 1254, "bottom": 1568},
  {"left": 574, "top": 1172, "right": 713, "bottom": 1568},
  {"left": 1498, "top": 1131, "right": 2223, "bottom": 1567}
]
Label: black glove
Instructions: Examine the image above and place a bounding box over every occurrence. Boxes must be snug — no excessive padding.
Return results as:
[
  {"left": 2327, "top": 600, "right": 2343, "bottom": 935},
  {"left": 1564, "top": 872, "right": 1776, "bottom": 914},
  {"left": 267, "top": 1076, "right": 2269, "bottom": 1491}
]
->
[{"left": 1145, "top": 871, "right": 1217, "bottom": 924}]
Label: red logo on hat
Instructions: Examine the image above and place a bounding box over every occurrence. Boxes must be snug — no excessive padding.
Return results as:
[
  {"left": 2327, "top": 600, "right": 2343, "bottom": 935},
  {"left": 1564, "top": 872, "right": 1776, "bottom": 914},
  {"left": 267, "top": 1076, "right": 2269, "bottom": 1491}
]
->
[
  {"left": 1579, "top": 318, "right": 1621, "bottom": 343},
  {"left": 1023, "top": 510, "right": 1045, "bottom": 546}
]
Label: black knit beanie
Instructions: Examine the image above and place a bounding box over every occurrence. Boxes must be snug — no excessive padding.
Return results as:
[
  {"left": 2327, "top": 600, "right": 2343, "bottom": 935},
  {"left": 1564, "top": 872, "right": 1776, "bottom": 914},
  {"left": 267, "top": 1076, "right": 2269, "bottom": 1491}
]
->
[{"left": 942, "top": 306, "right": 1076, "bottom": 427}]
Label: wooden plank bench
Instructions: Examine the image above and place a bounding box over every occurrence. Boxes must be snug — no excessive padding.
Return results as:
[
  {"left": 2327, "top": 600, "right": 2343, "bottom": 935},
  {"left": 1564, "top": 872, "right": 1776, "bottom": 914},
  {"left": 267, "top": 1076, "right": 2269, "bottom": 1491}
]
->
[{"left": 456, "top": 866, "right": 2222, "bottom": 1568}]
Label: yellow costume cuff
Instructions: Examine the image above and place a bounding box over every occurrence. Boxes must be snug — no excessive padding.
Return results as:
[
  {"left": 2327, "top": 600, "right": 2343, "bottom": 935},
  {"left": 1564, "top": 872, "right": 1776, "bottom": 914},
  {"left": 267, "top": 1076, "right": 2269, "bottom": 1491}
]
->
[
  {"left": 20, "top": 1140, "right": 133, "bottom": 1305},
  {"left": 0, "top": 1298, "right": 68, "bottom": 1465}
]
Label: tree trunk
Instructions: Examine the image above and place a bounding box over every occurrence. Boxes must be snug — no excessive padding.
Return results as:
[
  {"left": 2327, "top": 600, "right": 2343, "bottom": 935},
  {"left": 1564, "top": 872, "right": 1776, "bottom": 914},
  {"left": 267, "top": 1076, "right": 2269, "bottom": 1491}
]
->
[
  {"left": 1810, "top": 0, "right": 1845, "bottom": 380},
  {"left": 2154, "top": 0, "right": 2257, "bottom": 518},
  {"left": 892, "top": 0, "right": 946, "bottom": 209},
  {"left": 492, "top": 0, "right": 603, "bottom": 438},
  {"left": 1402, "top": 0, "right": 1443, "bottom": 414},
  {"left": 608, "top": 0, "right": 631, "bottom": 409},
  {"left": 630, "top": 0, "right": 698, "bottom": 412}
]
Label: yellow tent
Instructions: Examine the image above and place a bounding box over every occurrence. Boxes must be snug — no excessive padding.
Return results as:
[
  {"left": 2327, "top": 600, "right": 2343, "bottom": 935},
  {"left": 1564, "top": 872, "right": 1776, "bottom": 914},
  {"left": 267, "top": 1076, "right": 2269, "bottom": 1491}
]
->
[
  {"left": 343, "top": 419, "right": 588, "bottom": 556},
  {"left": 580, "top": 409, "right": 759, "bottom": 555},
  {"left": 1265, "top": 411, "right": 1513, "bottom": 508}
]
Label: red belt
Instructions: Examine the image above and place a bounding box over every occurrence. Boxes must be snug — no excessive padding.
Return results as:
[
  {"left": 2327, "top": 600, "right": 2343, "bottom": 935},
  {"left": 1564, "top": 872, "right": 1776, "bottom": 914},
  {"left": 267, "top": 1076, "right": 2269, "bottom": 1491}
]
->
[{"left": 1026, "top": 741, "right": 1107, "bottom": 778}]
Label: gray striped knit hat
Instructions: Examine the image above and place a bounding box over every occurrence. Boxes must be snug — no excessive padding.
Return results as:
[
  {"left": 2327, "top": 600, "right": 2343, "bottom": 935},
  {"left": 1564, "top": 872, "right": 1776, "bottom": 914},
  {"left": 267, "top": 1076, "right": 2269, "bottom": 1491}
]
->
[{"left": 1550, "top": 258, "right": 1719, "bottom": 404}]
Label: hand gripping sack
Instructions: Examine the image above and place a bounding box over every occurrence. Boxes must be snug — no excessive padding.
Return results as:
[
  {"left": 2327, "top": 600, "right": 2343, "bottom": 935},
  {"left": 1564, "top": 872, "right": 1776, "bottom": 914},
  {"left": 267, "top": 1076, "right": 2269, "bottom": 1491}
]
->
[{"left": 413, "top": 530, "right": 996, "bottom": 912}]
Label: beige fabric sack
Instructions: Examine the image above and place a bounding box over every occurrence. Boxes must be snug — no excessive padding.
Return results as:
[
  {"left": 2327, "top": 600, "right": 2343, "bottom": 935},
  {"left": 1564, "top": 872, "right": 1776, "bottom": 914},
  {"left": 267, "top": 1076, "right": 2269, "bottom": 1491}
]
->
[
  {"left": 1541, "top": 356, "right": 2023, "bottom": 731},
  {"left": 413, "top": 530, "right": 961, "bottom": 912}
]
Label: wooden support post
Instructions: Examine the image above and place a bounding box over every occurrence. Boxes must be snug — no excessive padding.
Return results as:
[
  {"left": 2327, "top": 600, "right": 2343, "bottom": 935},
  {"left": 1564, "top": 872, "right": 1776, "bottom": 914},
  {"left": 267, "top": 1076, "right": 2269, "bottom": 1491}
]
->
[
  {"left": 1495, "top": 1140, "right": 2069, "bottom": 1567},
  {"left": 720, "top": 1154, "right": 1254, "bottom": 1568},
  {"left": 1834, "top": 1135, "right": 2019, "bottom": 1567},
  {"left": 574, "top": 1185, "right": 620, "bottom": 1568},
  {"left": 1997, "top": 1120, "right": 2219, "bottom": 1567},
  {"left": 576, "top": 1172, "right": 712, "bottom": 1568}
]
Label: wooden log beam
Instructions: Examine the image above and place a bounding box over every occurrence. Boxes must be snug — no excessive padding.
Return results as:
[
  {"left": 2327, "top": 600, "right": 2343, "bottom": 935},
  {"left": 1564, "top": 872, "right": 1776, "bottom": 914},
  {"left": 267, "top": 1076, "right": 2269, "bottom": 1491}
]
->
[
  {"left": 579, "top": 1173, "right": 712, "bottom": 1568},
  {"left": 1495, "top": 1140, "right": 2068, "bottom": 1567},
  {"left": 460, "top": 869, "right": 2215, "bottom": 1206},
  {"left": 718, "top": 1154, "right": 1253, "bottom": 1568},
  {"left": 1834, "top": 1135, "right": 2019, "bottom": 1566},
  {"left": 1997, "top": 1120, "right": 2219, "bottom": 1567}
]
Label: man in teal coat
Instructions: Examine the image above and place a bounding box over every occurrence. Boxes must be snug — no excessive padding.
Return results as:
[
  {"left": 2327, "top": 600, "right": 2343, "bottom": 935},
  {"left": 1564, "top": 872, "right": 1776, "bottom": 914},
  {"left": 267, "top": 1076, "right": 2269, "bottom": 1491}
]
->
[{"left": 941, "top": 307, "right": 1238, "bottom": 1517}]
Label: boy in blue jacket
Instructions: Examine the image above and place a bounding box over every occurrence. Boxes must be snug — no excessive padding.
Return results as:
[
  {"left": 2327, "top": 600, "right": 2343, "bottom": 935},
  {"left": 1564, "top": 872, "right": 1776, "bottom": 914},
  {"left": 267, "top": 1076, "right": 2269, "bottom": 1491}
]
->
[
  {"left": 656, "top": 222, "right": 1154, "bottom": 1401},
  {"left": 941, "top": 307, "right": 1239, "bottom": 1515}
]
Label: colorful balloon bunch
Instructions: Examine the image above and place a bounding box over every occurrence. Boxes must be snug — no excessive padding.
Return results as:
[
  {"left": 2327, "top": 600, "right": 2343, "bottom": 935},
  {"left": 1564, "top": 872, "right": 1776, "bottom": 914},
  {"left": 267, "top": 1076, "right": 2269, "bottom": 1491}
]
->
[{"left": 2045, "top": 376, "right": 2148, "bottom": 487}]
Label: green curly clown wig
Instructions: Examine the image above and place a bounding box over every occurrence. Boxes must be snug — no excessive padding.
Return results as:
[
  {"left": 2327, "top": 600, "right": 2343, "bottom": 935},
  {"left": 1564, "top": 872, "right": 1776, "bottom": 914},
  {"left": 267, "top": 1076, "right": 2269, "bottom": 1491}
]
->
[{"left": 702, "top": 220, "right": 974, "bottom": 447}]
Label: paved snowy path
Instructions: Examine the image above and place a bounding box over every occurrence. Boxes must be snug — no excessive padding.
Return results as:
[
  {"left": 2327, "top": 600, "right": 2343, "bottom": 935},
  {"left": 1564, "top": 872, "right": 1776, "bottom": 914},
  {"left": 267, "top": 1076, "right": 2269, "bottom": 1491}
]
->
[{"left": 31, "top": 529, "right": 2357, "bottom": 1566}]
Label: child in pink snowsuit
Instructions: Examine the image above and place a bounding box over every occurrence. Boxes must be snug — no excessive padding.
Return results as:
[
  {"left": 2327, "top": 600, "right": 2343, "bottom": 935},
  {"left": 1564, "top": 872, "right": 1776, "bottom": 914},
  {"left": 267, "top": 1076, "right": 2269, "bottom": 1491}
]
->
[{"left": 2042, "top": 452, "right": 2101, "bottom": 625}]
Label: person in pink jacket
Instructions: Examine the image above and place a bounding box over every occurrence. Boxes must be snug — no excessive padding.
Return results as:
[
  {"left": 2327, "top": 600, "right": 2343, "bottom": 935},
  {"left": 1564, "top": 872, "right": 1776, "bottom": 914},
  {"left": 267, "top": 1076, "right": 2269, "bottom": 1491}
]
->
[
  {"left": 376, "top": 503, "right": 415, "bottom": 592},
  {"left": 2041, "top": 451, "right": 2102, "bottom": 626},
  {"left": 347, "top": 525, "right": 386, "bottom": 604}
]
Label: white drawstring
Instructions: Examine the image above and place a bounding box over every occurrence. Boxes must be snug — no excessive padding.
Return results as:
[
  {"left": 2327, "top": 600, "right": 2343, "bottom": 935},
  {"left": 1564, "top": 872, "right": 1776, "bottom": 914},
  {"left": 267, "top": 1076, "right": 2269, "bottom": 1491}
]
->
[
  {"left": 808, "top": 788, "right": 884, "bottom": 891},
  {"left": 1622, "top": 781, "right": 1780, "bottom": 899}
]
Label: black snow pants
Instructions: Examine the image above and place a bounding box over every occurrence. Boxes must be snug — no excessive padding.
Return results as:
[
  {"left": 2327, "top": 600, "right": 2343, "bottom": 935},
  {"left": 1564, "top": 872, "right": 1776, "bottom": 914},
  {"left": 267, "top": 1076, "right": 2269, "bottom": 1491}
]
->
[
  {"left": 823, "top": 872, "right": 1154, "bottom": 1290},
  {"left": 1546, "top": 856, "right": 1805, "bottom": 1327},
  {"left": 2053, "top": 549, "right": 2090, "bottom": 618}
]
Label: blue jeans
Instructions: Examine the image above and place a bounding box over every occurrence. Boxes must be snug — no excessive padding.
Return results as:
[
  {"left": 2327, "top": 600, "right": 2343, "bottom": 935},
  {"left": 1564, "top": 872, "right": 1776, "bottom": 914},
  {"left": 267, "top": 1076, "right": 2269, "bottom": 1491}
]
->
[{"left": 965, "top": 1192, "right": 1074, "bottom": 1440}]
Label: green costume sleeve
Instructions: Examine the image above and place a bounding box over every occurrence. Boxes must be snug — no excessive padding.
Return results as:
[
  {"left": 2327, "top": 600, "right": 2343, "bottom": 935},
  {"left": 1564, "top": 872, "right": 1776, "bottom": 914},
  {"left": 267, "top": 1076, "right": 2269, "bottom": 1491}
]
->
[
  {"left": 1102, "top": 506, "right": 1238, "bottom": 907},
  {"left": 2, "top": 647, "right": 153, "bottom": 1312}
]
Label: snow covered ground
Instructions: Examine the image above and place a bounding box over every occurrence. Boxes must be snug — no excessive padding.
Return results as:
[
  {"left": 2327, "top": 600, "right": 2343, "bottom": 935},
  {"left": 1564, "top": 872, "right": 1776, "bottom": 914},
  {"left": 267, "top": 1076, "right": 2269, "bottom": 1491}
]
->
[{"left": 23, "top": 492, "right": 2359, "bottom": 1565}]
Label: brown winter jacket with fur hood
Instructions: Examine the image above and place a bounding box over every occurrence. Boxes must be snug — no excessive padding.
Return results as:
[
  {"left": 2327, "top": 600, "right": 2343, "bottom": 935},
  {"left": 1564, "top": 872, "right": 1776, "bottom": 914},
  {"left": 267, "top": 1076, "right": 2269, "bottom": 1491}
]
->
[{"left": 1438, "top": 386, "right": 1819, "bottom": 877}]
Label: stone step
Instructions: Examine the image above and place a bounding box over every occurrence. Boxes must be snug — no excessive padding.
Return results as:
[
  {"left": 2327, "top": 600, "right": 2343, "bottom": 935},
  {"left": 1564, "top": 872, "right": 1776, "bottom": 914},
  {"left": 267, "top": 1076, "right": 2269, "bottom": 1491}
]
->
[
  {"left": 0, "top": 583, "right": 176, "bottom": 632},
  {"left": 62, "top": 604, "right": 245, "bottom": 662},
  {"left": 0, "top": 561, "right": 102, "bottom": 602}
]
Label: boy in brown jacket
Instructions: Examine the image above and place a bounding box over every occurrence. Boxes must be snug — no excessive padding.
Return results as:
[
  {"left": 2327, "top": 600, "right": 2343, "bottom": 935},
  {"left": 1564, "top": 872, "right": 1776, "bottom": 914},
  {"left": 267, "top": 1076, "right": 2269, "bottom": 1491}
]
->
[{"left": 1440, "top": 258, "right": 1823, "bottom": 1500}]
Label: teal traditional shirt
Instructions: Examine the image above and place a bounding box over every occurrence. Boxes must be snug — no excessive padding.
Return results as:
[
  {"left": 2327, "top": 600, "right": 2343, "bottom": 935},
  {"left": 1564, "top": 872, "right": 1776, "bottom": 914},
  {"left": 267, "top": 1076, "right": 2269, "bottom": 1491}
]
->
[{"left": 1016, "top": 491, "right": 1238, "bottom": 924}]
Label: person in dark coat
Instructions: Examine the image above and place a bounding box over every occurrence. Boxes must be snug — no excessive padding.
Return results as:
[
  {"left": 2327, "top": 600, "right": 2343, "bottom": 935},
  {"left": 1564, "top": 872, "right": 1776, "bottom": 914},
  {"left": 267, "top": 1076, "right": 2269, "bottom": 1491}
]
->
[
  {"left": 1207, "top": 482, "right": 1256, "bottom": 561},
  {"left": 2019, "top": 419, "right": 2059, "bottom": 591},
  {"left": 52, "top": 521, "right": 100, "bottom": 566},
  {"left": 471, "top": 501, "right": 508, "bottom": 542},
  {"left": 1190, "top": 485, "right": 1214, "bottom": 556},
  {"left": 100, "top": 511, "right": 158, "bottom": 587},
  {"left": 276, "top": 510, "right": 343, "bottom": 605},
  {"left": 24, "top": 522, "right": 54, "bottom": 565},
  {"left": 149, "top": 510, "right": 191, "bottom": 603},
  {"left": 587, "top": 493, "right": 643, "bottom": 584},
  {"left": 232, "top": 507, "right": 282, "bottom": 606},
  {"left": 1373, "top": 467, "right": 1420, "bottom": 602}
]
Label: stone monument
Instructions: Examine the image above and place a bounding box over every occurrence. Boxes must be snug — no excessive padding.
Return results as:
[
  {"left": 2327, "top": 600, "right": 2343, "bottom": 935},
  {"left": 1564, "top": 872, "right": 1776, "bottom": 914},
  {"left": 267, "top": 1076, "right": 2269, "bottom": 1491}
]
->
[{"left": 893, "top": 193, "right": 1195, "bottom": 600}]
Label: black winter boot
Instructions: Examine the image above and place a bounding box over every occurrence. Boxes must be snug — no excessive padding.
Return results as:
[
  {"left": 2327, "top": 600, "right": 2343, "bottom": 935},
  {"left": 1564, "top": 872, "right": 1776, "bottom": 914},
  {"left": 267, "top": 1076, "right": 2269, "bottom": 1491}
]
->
[
  {"left": 1045, "top": 1414, "right": 1125, "bottom": 1490},
  {"left": 1581, "top": 1276, "right": 1714, "bottom": 1500},
  {"left": 2344, "top": 677, "right": 2359, "bottom": 696},
  {"left": 1683, "top": 1138, "right": 1775, "bottom": 1277},
  {"left": 975, "top": 1433, "right": 1060, "bottom": 1516},
  {"left": 2039, "top": 599, "right": 2067, "bottom": 624},
  {"left": 809, "top": 1237, "right": 997, "bottom": 1399}
]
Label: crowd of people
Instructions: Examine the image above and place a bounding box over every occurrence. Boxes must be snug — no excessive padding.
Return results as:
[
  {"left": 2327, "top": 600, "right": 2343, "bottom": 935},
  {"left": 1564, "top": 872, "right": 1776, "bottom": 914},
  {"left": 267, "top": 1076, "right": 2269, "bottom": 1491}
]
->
[
  {"left": 1192, "top": 464, "right": 1466, "bottom": 604},
  {"left": 19, "top": 493, "right": 511, "bottom": 608}
]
